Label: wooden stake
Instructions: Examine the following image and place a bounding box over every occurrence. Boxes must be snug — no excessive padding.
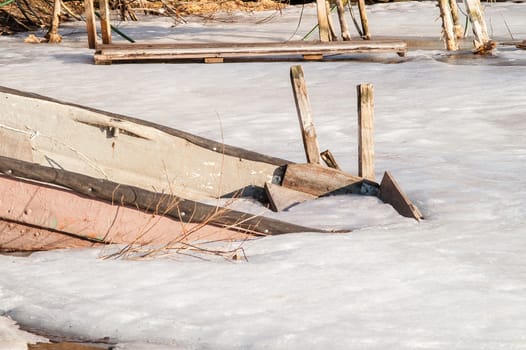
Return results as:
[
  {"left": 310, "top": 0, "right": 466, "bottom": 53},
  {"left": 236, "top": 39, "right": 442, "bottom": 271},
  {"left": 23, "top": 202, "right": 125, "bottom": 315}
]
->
[
  {"left": 335, "top": 0, "right": 351, "bottom": 41},
  {"left": 357, "top": 83, "right": 375, "bottom": 181},
  {"left": 316, "top": 0, "right": 330, "bottom": 42},
  {"left": 357, "top": 0, "right": 370, "bottom": 40},
  {"left": 85, "top": 0, "right": 97, "bottom": 49},
  {"left": 99, "top": 0, "right": 112, "bottom": 44},
  {"left": 46, "top": 0, "right": 62, "bottom": 43},
  {"left": 325, "top": 0, "right": 338, "bottom": 41},
  {"left": 438, "top": 0, "right": 459, "bottom": 51},
  {"left": 464, "top": 0, "right": 491, "bottom": 52},
  {"left": 290, "top": 65, "right": 321, "bottom": 165},
  {"left": 320, "top": 149, "right": 341, "bottom": 170},
  {"left": 449, "top": 0, "right": 463, "bottom": 39}
]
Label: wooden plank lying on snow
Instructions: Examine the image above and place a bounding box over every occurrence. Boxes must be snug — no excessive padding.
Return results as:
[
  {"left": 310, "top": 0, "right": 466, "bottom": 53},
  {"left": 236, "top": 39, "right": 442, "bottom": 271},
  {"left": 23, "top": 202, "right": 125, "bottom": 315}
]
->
[{"left": 93, "top": 40, "right": 407, "bottom": 64}]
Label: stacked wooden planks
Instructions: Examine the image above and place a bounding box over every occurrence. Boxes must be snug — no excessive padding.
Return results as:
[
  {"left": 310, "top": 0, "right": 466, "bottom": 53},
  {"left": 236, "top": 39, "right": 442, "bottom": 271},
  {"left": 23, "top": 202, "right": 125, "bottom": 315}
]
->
[{"left": 93, "top": 40, "right": 407, "bottom": 64}]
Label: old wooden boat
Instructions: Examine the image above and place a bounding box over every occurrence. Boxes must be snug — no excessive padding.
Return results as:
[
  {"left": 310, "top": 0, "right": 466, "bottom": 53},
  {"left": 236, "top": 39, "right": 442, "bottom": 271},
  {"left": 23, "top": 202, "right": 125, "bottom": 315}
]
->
[{"left": 0, "top": 86, "right": 421, "bottom": 251}]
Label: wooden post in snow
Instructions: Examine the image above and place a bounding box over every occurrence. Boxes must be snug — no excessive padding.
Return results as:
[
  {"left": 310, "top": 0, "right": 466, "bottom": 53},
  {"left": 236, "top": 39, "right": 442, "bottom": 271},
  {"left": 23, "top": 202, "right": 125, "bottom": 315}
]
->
[
  {"left": 316, "top": 0, "right": 330, "bottom": 42},
  {"left": 290, "top": 65, "right": 321, "bottom": 165},
  {"left": 357, "top": 0, "right": 371, "bottom": 40},
  {"left": 464, "top": 0, "right": 493, "bottom": 53},
  {"left": 100, "top": 0, "right": 112, "bottom": 44},
  {"left": 85, "top": 0, "right": 97, "bottom": 49},
  {"left": 449, "top": 0, "right": 463, "bottom": 39},
  {"left": 357, "top": 83, "right": 375, "bottom": 181},
  {"left": 335, "top": 0, "right": 351, "bottom": 41},
  {"left": 46, "top": 0, "right": 62, "bottom": 43},
  {"left": 438, "top": 0, "right": 459, "bottom": 51}
]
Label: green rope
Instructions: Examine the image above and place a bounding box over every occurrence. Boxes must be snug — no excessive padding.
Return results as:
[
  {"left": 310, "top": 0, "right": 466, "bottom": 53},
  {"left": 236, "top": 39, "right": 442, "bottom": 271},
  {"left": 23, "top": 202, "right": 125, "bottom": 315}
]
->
[
  {"left": 94, "top": 11, "right": 135, "bottom": 43},
  {"left": 0, "top": 0, "right": 15, "bottom": 8}
]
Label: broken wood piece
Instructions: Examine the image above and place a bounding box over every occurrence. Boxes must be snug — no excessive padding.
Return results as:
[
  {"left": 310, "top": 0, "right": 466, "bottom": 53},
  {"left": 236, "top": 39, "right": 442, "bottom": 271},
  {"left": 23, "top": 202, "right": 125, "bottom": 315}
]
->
[
  {"left": 303, "top": 54, "right": 324, "bottom": 61},
  {"left": 204, "top": 57, "right": 224, "bottom": 63},
  {"left": 29, "top": 342, "right": 111, "bottom": 350},
  {"left": 357, "top": 83, "right": 375, "bottom": 181},
  {"left": 265, "top": 182, "right": 316, "bottom": 212},
  {"left": 85, "top": 0, "right": 97, "bottom": 49},
  {"left": 290, "top": 65, "right": 322, "bottom": 165},
  {"left": 379, "top": 171, "right": 423, "bottom": 221},
  {"left": 320, "top": 149, "right": 341, "bottom": 170},
  {"left": 281, "top": 163, "right": 378, "bottom": 197}
]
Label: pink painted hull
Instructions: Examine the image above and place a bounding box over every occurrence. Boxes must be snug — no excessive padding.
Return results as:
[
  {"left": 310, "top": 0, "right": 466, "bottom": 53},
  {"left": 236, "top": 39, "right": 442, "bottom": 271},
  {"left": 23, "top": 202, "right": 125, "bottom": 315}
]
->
[{"left": 0, "top": 175, "right": 251, "bottom": 251}]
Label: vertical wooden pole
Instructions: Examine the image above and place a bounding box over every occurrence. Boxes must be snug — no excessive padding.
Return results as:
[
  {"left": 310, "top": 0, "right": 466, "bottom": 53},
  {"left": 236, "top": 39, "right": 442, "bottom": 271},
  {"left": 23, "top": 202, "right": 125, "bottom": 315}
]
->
[
  {"left": 46, "top": 0, "right": 62, "bottom": 43},
  {"left": 99, "top": 0, "right": 112, "bottom": 44},
  {"left": 316, "top": 0, "right": 330, "bottom": 42},
  {"left": 335, "top": 0, "right": 351, "bottom": 41},
  {"left": 357, "top": 0, "right": 370, "bottom": 40},
  {"left": 325, "top": 1, "right": 338, "bottom": 41},
  {"left": 464, "top": 0, "right": 491, "bottom": 51},
  {"left": 438, "top": 0, "right": 459, "bottom": 51},
  {"left": 449, "top": 0, "right": 463, "bottom": 38},
  {"left": 290, "top": 65, "right": 321, "bottom": 165},
  {"left": 357, "top": 83, "right": 375, "bottom": 181},
  {"left": 85, "top": 0, "right": 97, "bottom": 49}
]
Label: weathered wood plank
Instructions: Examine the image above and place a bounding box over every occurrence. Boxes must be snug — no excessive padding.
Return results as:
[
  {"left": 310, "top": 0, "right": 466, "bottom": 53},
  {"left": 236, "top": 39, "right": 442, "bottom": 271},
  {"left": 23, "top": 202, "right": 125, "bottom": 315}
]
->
[
  {"left": 357, "top": 83, "right": 375, "bottom": 181},
  {"left": 379, "top": 171, "right": 423, "bottom": 221},
  {"left": 290, "top": 65, "right": 321, "bottom": 165},
  {"left": 29, "top": 342, "right": 110, "bottom": 350},
  {"left": 84, "top": 0, "right": 97, "bottom": 49},
  {"left": 99, "top": 0, "right": 111, "bottom": 44},
  {"left": 281, "top": 163, "right": 378, "bottom": 197},
  {"left": 265, "top": 182, "right": 316, "bottom": 212},
  {"left": 204, "top": 57, "right": 224, "bottom": 63},
  {"left": 0, "top": 156, "right": 325, "bottom": 235},
  {"left": 93, "top": 40, "right": 408, "bottom": 64}
]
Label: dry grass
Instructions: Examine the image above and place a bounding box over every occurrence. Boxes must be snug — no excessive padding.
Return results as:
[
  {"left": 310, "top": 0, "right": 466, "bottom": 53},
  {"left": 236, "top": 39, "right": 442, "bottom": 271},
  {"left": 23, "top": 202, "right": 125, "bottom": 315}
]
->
[{"left": 0, "top": 0, "right": 286, "bottom": 34}]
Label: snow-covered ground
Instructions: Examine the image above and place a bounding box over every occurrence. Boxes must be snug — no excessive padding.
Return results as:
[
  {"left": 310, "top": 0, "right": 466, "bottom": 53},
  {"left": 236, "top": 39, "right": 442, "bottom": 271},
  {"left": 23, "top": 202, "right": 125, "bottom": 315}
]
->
[{"left": 1, "top": 2, "right": 526, "bottom": 349}]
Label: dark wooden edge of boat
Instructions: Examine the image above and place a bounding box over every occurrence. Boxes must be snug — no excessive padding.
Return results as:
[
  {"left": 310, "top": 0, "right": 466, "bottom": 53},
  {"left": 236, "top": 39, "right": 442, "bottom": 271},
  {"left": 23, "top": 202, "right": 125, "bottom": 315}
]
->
[
  {"left": 0, "top": 155, "right": 331, "bottom": 236},
  {"left": 0, "top": 86, "right": 291, "bottom": 167}
]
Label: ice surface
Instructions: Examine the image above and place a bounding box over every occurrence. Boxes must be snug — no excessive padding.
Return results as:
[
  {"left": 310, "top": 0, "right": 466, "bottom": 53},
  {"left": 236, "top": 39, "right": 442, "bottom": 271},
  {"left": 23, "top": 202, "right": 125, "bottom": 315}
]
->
[{"left": 1, "top": 2, "right": 526, "bottom": 349}]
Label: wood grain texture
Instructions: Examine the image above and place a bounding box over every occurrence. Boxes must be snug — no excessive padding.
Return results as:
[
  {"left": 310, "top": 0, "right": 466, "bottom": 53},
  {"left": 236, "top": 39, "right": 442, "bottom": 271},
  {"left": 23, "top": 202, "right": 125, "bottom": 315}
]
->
[
  {"left": 379, "top": 171, "right": 423, "bottom": 221},
  {"left": 281, "top": 163, "right": 378, "bottom": 197},
  {"left": 290, "top": 65, "right": 321, "bottom": 165},
  {"left": 335, "top": 0, "right": 351, "bottom": 41},
  {"left": 357, "top": 83, "right": 375, "bottom": 181}
]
